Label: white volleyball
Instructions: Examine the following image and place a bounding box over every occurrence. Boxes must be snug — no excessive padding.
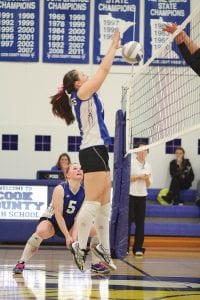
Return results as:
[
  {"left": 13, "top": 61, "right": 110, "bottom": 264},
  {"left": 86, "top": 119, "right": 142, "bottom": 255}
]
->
[{"left": 122, "top": 41, "right": 144, "bottom": 64}]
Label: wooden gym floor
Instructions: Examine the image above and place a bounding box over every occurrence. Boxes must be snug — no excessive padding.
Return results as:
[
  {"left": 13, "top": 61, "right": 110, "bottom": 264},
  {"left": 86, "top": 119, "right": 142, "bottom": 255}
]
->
[{"left": 0, "top": 237, "right": 200, "bottom": 300}]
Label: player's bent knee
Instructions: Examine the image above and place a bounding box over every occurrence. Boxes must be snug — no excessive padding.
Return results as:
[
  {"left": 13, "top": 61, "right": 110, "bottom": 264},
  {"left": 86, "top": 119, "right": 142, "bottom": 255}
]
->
[{"left": 36, "top": 221, "right": 54, "bottom": 238}]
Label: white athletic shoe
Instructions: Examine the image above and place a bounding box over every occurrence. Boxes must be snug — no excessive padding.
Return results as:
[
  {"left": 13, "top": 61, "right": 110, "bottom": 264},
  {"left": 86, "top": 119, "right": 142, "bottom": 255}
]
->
[
  {"left": 134, "top": 251, "right": 144, "bottom": 257},
  {"left": 92, "top": 244, "right": 117, "bottom": 271}
]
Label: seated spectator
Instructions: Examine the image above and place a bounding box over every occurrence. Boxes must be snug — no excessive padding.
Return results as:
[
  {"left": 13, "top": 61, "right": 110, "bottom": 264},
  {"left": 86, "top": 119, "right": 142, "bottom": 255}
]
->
[
  {"left": 162, "top": 147, "right": 194, "bottom": 205},
  {"left": 195, "top": 180, "right": 200, "bottom": 206},
  {"left": 51, "top": 153, "right": 71, "bottom": 178}
]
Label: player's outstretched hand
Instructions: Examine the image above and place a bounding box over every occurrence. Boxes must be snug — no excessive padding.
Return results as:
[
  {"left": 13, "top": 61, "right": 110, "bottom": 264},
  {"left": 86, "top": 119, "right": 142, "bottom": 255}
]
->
[
  {"left": 111, "top": 29, "right": 122, "bottom": 49},
  {"left": 162, "top": 22, "right": 178, "bottom": 34}
]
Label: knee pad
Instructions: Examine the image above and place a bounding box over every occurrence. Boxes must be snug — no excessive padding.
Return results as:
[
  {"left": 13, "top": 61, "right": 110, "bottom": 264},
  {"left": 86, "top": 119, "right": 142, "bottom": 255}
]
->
[
  {"left": 81, "top": 201, "right": 101, "bottom": 218},
  {"left": 95, "top": 203, "right": 111, "bottom": 230},
  {"left": 27, "top": 233, "right": 42, "bottom": 248},
  {"left": 77, "top": 201, "right": 101, "bottom": 230},
  {"left": 100, "top": 202, "right": 110, "bottom": 218}
]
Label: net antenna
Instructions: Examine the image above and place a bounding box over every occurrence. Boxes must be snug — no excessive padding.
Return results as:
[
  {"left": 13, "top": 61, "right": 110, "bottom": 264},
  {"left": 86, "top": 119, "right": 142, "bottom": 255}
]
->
[{"left": 125, "top": 6, "right": 200, "bottom": 154}]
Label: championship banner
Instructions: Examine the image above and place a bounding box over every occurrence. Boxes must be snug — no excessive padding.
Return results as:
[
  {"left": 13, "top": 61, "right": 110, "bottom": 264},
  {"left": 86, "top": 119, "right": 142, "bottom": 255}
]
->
[
  {"left": 93, "top": 0, "right": 140, "bottom": 65},
  {"left": 0, "top": 185, "right": 48, "bottom": 220},
  {"left": 144, "top": 0, "right": 190, "bottom": 65},
  {"left": 43, "top": 0, "right": 90, "bottom": 63},
  {"left": 0, "top": 0, "right": 39, "bottom": 62}
]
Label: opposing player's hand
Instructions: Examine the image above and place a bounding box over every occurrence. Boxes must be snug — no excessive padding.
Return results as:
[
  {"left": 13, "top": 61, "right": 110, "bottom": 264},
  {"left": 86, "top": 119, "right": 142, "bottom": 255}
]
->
[{"left": 162, "top": 22, "right": 178, "bottom": 34}]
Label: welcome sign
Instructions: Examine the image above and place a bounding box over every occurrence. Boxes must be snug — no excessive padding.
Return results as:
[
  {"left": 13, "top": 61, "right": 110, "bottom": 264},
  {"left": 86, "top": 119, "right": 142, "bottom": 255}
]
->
[{"left": 0, "top": 185, "right": 48, "bottom": 220}]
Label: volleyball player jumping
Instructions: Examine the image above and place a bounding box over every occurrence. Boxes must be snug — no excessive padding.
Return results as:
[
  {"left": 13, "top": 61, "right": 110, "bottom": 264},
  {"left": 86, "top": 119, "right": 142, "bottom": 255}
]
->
[{"left": 50, "top": 30, "right": 121, "bottom": 271}]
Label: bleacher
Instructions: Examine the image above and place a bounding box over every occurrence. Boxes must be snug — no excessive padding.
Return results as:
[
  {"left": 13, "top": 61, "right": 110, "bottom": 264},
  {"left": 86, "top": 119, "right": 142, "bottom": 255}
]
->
[{"left": 130, "top": 188, "right": 200, "bottom": 237}]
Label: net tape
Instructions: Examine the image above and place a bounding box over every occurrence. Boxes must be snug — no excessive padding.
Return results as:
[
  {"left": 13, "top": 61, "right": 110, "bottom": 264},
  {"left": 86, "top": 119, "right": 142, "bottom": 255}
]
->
[{"left": 124, "top": 6, "right": 200, "bottom": 153}]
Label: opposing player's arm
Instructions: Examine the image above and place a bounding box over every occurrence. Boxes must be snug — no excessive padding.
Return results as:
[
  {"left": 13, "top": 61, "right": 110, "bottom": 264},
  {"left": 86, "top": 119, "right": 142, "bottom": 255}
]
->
[
  {"left": 163, "top": 23, "right": 199, "bottom": 54},
  {"left": 52, "top": 185, "right": 71, "bottom": 239},
  {"left": 176, "top": 31, "right": 199, "bottom": 54},
  {"left": 163, "top": 23, "right": 200, "bottom": 76},
  {"left": 77, "top": 30, "right": 121, "bottom": 100}
]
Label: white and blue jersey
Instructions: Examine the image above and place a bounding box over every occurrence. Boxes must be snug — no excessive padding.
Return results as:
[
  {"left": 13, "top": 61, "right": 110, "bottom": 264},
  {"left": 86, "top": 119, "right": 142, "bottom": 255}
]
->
[
  {"left": 71, "top": 92, "right": 111, "bottom": 150},
  {"left": 49, "top": 181, "right": 85, "bottom": 235}
]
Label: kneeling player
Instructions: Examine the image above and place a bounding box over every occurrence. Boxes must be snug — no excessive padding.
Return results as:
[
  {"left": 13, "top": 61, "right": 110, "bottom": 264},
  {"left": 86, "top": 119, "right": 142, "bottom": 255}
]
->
[{"left": 13, "top": 163, "right": 109, "bottom": 275}]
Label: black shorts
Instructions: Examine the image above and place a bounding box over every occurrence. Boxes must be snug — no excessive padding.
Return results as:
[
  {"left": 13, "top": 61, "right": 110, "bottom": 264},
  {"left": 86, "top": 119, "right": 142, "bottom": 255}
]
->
[
  {"left": 38, "top": 217, "right": 74, "bottom": 238},
  {"left": 79, "top": 145, "right": 110, "bottom": 173}
]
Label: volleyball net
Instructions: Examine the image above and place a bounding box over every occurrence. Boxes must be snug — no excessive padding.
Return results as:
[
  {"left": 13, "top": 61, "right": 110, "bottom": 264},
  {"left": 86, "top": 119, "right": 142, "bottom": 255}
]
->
[
  {"left": 110, "top": 6, "right": 200, "bottom": 259},
  {"left": 125, "top": 6, "right": 200, "bottom": 154}
]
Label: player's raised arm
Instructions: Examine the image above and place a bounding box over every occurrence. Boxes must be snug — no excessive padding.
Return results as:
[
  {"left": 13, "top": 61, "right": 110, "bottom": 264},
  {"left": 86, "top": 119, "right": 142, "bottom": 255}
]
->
[
  {"left": 77, "top": 30, "right": 121, "bottom": 100},
  {"left": 163, "top": 23, "right": 199, "bottom": 54},
  {"left": 163, "top": 22, "right": 200, "bottom": 76}
]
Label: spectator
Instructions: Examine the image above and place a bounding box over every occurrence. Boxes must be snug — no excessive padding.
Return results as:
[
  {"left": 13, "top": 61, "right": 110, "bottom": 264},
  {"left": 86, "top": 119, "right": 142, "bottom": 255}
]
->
[
  {"left": 162, "top": 147, "right": 194, "bottom": 205},
  {"left": 128, "top": 144, "right": 152, "bottom": 256},
  {"left": 51, "top": 153, "right": 71, "bottom": 178},
  {"left": 195, "top": 180, "right": 200, "bottom": 206}
]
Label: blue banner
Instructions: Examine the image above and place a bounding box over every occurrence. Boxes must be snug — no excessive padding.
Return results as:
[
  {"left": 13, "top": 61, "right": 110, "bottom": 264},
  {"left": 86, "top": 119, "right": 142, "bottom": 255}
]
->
[
  {"left": 144, "top": 0, "right": 190, "bottom": 65},
  {"left": 0, "top": 0, "right": 39, "bottom": 62},
  {"left": 93, "top": 0, "right": 140, "bottom": 65},
  {"left": 43, "top": 0, "right": 90, "bottom": 64}
]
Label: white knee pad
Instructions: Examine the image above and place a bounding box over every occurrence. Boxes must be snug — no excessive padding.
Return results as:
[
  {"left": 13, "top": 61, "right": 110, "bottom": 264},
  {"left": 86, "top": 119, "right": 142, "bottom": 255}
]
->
[
  {"left": 100, "top": 202, "right": 111, "bottom": 218},
  {"left": 84, "top": 201, "right": 101, "bottom": 216},
  {"left": 77, "top": 201, "right": 101, "bottom": 250},
  {"left": 95, "top": 202, "right": 111, "bottom": 227},
  {"left": 28, "top": 233, "right": 42, "bottom": 248},
  {"left": 95, "top": 203, "right": 111, "bottom": 249},
  {"left": 77, "top": 201, "right": 101, "bottom": 226}
]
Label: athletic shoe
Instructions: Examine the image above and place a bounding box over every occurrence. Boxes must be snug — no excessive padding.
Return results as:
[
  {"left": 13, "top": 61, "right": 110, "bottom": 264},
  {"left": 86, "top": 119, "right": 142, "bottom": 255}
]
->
[
  {"left": 91, "top": 262, "right": 110, "bottom": 275},
  {"left": 13, "top": 262, "right": 25, "bottom": 274},
  {"left": 134, "top": 247, "right": 145, "bottom": 257},
  {"left": 92, "top": 244, "right": 117, "bottom": 271},
  {"left": 71, "top": 241, "right": 87, "bottom": 272},
  {"left": 134, "top": 251, "right": 144, "bottom": 256}
]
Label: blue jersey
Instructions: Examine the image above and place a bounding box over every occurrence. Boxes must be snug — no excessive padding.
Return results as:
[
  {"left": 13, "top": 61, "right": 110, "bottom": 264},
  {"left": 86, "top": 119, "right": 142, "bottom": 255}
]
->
[
  {"left": 50, "top": 181, "right": 85, "bottom": 231},
  {"left": 71, "top": 91, "right": 111, "bottom": 150}
]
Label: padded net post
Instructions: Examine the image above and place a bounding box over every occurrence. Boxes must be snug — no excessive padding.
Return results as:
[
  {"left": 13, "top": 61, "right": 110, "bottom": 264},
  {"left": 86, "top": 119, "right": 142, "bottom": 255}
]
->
[{"left": 110, "top": 110, "right": 131, "bottom": 259}]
